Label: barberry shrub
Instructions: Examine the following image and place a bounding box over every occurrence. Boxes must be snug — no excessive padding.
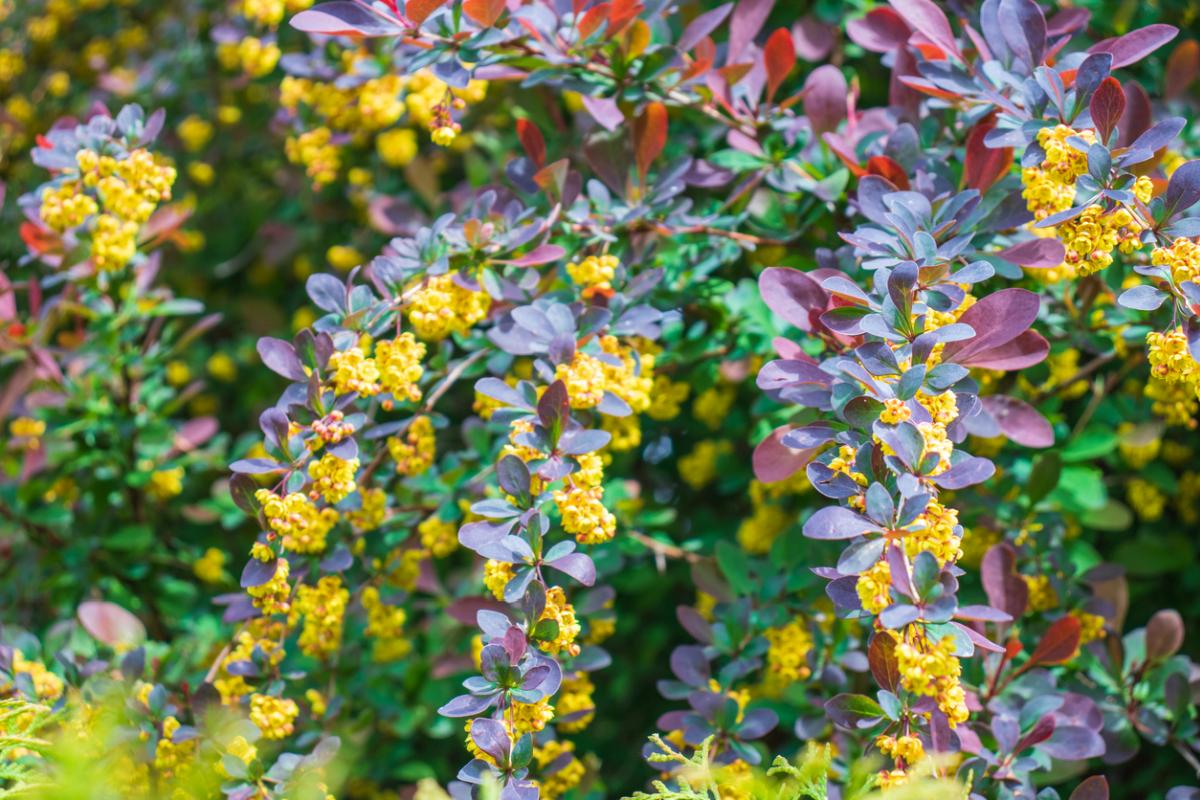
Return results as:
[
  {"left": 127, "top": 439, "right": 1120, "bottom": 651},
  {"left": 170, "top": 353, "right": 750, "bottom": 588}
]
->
[{"left": 3, "top": 1, "right": 1200, "bottom": 800}]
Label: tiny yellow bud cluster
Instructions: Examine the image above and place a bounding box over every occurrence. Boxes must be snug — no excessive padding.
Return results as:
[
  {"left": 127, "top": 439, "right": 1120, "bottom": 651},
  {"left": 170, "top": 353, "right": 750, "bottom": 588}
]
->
[
  {"left": 249, "top": 693, "right": 299, "bottom": 739},
  {"left": 406, "top": 272, "right": 492, "bottom": 340},
  {"left": 388, "top": 414, "right": 436, "bottom": 475}
]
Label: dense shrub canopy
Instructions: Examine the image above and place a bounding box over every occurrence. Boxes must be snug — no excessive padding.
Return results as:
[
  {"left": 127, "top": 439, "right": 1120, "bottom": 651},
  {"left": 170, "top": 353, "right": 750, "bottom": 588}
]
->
[{"left": 3, "top": 1, "right": 1200, "bottom": 799}]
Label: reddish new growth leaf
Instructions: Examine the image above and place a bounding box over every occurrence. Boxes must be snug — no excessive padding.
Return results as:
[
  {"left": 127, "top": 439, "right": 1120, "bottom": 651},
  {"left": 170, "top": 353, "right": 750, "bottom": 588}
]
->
[
  {"left": 462, "top": 0, "right": 505, "bottom": 27},
  {"left": 517, "top": 119, "right": 546, "bottom": 168},
  {"left": 964, "top": 117, "right": 1012, "bottom": 192},
  {"left": 405, "top": 0, "right": 447, "bottom": 25},
  {"left": 1027, "top": 615, "right": 1082, "bottom": 667},
  {"left": 634, "top": 102, "right": 668, "bottom": 183},
  {"left": 1165, "top": 40, "right": 1200, "bottom": 99},
  {"left": 866, "top": 155, "right": 909, "bottom": 189},
  {"left": 764, "top": 28, "right": 797, "bottom": 102},
  {"left": 1090, "top": 78, "right": 1126, "bottom": 143}
]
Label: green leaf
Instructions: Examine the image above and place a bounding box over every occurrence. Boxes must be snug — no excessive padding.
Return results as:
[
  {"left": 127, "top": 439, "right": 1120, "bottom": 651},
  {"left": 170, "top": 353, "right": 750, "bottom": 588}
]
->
[
  {"left": 1026, "top": 451, "right": 1062, "bottom": 505},
  {"left": 715, "top": 541, "right": 755, "bottom": 596}
]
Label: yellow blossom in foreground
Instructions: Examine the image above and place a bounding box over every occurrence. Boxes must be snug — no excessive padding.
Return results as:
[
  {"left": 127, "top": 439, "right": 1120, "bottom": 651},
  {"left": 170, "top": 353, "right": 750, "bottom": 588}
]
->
[
  {"left": 483, "top": 559, "right": 517, "bottom": 600},
  {"left": 307, "top": 453, "right": 359, "bottom": 504},
  {"left": 554, "top": 352, "right": 608, "bottom": 409},
  {"left": 250, "top": 694, "right": 298, "bottom": 739},
  {"left": 376, "top": 333, "right": 425, "bottom": 403},
  {"left": 856, "top": 559, "right": 892, "bottom": 615},
  {"left": 256, "top": 489, "right": 339, "bottom": 553},
  {"left": 554, "top": 486, "right": 616, "bottom": 545},
  {"left": 406, "top": 272, "right": 491, "bottom": 340}
]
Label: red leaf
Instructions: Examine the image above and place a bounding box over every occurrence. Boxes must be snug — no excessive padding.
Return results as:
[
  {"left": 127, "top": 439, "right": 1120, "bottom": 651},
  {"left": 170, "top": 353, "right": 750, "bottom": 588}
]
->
[
  {"left": 462, "top": 0, "right": 505, "bottom": 27},
  {"left": 1028, "top": 616, "right": 1082, "bottom": 667},
  {"left": 763, "top": 28, "right": 796, "bottom": 102},
  {"left": 682, "top": 37, "right": 716, "bottom": 82},
  {"left": 752, "top": 424, "right": 817, "bottom": 483},
  {"left": 516, "top": 119, "right": 546, "bottom": 168},
  {"left": 1090, "top": 24, "right": 1178, "bottom": 69},
  {"left": 578, "top": 3, "right": 610, "bottom": 39},
  {"left": 866, "top": 155, "right": 909, "bottom": 189},
  {"left": 1165, "top": 40, "right": 1200, "bottom": 99},
  {"left": 1090, "top": 77, "right": 1126, "bottom": 143},
  {"left": 633, "top": 101, "right": 668, "bottom": 183},
  {"left": 1145, "top": 609, "right": 1184, "bottom": 661},
  {"left": 964, "top": 117, "right": 1012, "bottom": 192},
  {"left": 1069, "top": 776, "right": 1109, "bottom": 800},
  {"left": 980, "top": 395, "right": 1055, "bottom": 448},
  {"left": 405, "top": 0, "right": 447, "bottom": 24},
  {"left": 608, "top": 0, "right": 643, "bottom": 36},
  {"left": 997, "top": 238, "right": 1065, "bottom": 268},
  {"left": 868, "top": 633, "right": 901, "bottom": 693}
]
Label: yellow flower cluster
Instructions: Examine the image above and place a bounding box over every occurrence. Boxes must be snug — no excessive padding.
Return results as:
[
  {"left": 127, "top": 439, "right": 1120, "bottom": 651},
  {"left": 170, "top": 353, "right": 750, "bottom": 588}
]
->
[
  {"left": 1147, "top": 377, "right": 1199, "bottom": 427},
  {"left": 361, "top": 586, "right": 412, "bottom": 662},
  {"left": 904, "top": 500, "right": 962, "bottom": 565},
  {"left": 377, "top": 127, "right": 418, "bottom": 167},
  {"left": 1023, "top": 574, "right": 1058, "bottom": 612},
  {"left": 1147, "top": 328, "right": 1200, "bottom": 405},
  {"left": 876, "top": 734, "right": 924, "bottom": 768},
  {"left": 348, "top": 486, "right": 387, "bottom": 531},
  {"left": 246, "top": 554, "right": 292, "bottom": 614},
  {"left": 213, "top": 623, "right": 286, "bottom": 704},
  {"left": 376, "top": 333, "right": 426, "bottom": 403},
  {"left": 555, "top": 352, "right": 608, "bottom": 409},
  {"left": 38, "top": 146, "right": 176, "bottom": 273},
  {"left": 1056, "top": 204, "right": 1145, "bottom": 277},
  {"left": 1127, "top": 477, "right": 1165, "bottom": 521},
  {"left": 292, "top": 575, "right": 349, "bottom": 658},
  {"left": 280, "top": 74, "right": 406, "bottom": 132},
  {"left": 1117, "top": 422, "right": 1161, "bottom": 468},
  {"left": 406, "top": 272, "right": 492, "bottom": 340},
  {"left": 285, "top": 126, "right": 341, "bottom": 187},
  {"left": 483, "top": 559, "right": 516, "bottom": 600},
  {"left": 736, "top": 503, "right": 790, "bottom": 554},
  {"left": 566, "top": 254, "right": 618, "bottom": 291},
  {"left": 856, "top": 559, "right": 892, "bottom": 615},
  {"left": 1152, "top": 237, "right": 1200, "bottom": 286},
  {"left": 894, "top": 631, "right": 968, "bottom": 726},
  {"left": 646, "top": 374, "right": 690, "bottom": 420},
  {"left": 9, "top": 651, "right": 64, "bottom": 701},
  {"left": 880, "top": 398, "right": 911, "bottom": 425},
  {"left": 256, "top": 489, "right": 339, "bottom": 553},
  {"left": 553, "top": 452, "right": 616, "bottom": 545},
  {"left": 693, "top": 385, "right": 736, "bottom": 430},
  {"left": 307, "top": 453, "right": 359, "bottom": 504},
  {"left": 599, "top": 336, "right": 654, "bottom": 412},
  {"left": 1021, "top": 125, "right": 1095, "bottom": 221},
  {"left": 555, "top": 671, "right": 595, "bottom": 733},
  {"left": 418, "top": 515, "right": 458, "bottom": 558},
  {"left": 153, "top": 715, "right": 197, "bottom": 779},
  {"left": 327, "top": 346, "right": 381, "bottom": 397},
  {"left": 217, "top": 36, "right": 280, "bottom": 77},
  {"left": 249, "top": 693, "right": 299, "bottom": 740},
  {"left": 1071, "top": 609, "right": 1107, "bottom": 648},
  {"left": 538, "top": 586, "right": 582, "bottom": 657},
  {"left": 761, "top": 618, "right": 813, "bottom": 694},
  {"left": 534, "top": 740, "right": 586, "bottom": 800},
  {"left": 194, "top": 547, "right": 227, "bottom": 583},
  {"left": 146, "top": 467, "right": 184, "bottom": 500},
  {"left": 678, "top": 439, "right": 729, "bottom": 490},
  {"left": 388, "top": 414, "right": 436, "bottom": 475}
]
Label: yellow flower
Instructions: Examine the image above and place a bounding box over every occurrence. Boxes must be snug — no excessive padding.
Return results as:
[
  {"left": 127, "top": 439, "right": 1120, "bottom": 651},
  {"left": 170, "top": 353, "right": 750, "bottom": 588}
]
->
[
  {"left": 147, "top": 467, "right": 185, "bottom": 500},
  {"left": 554, "top": 352, "right": 608, "bottom": 409},
  {"left": 566, "top": 254, "right": 618, "bottom": 291},
  {"left": 1127, "top": 477, "right": 1165, "bottom": 521},
  {"left": 880, "top": 398, "right": 911, "bottom": 424},
  {"left": 177, "top": 115, "right": 213, "bottom": 152},
  {"left": 326, "top": 244, "right": 363, "bottom": 271},
  {"left": 327, "top": 346, "right": 380, "bottom": 397},
  {"left": 554, "top": 486, "right": 616, "bottom": 545},
  {"left": 293, "top": 575, "right": 349, "bottom": 658},
  {"left": 406, "top": 273, "right": 491, "bottom": 340},
  {"left": 533, "top": 740, "right": 585, "bottom": 800},
  {"left": 377, "top": 127, "right": 418, "bottom": 167},
  {"left": 537, "top": 586, "right": 581, "bottom": 657},
  {"left": 418, "top": 516, "right": 458, "bottom": 558},
  {"left": 555, "top": 671, "right": 596, "bottom": 733},
  {"left": 307, "top": 453, "right": 359, "bottom": 504},
  {"left": 388, "top": 415, "right": 436, "bottom": 475},
  {"left": 483, "top": 559, "right": 517, "bottom": 600},
  {"left": 762, "top": 618, "right": 813, "bottom": 694},
  {"left": 678, "top": 439, "right": 729, "bottom": 490},
  {"left": 256, "top": 489, "right": 339, "bottom": 553},
  {"left": 646, "top": 375, "right": 690, "bottom": 420},
  {"left": 693, "top": 385, "right": 735, "bottom": 430},
  {"left": 362, "top": 586, "right": 412, "bottom": 662},
  {"left": 1023, "top": 574, "right": 1058, "bottom": 612},
  {"left": 249, "top": 694, "right": 299, "bottom": 739},
  {"left": 375, "top": 333, "right": 425, "bottom": 403},
  {"left": 194, "top": 547, "right": 227, "bottom": 583},
  {"left": 856, "top": 559, "right": 891, "bottom": 615},
  {"left": 736, "top": 503, "right": 789, "bottom": 555}
]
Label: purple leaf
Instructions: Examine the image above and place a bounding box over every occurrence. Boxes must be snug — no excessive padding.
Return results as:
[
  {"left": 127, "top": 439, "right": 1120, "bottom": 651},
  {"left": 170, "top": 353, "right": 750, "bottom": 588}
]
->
[
  {"left": 306, "top": 273, "right": 346, "bottom": 312},
  {"left": 802, "top": 507, "right": 881, "bottom": 540},
  {"left": 497, "top": 244, "right": 566, "bottom": 267},
  {"left": 737, "top": 708, "right": 779, "bottom": 739},
  {"left": 933, "top": 455, "right": 995, "bottom": 489},
  {"left": 678, "top": 3, "right": 733, "bottom": 52},
  {"left": 888, "top": 0, "right": 961, "bottom": 60},
  {"left": 1089, "top": 23, "right": 1178, "bottom": 69},
  {"left": 257, "top": 337, "right": 307, "bottom": 382},
  {"left": 1164, "top": 159, "right": 1200, "bottom": 218},
  {"left": 759, "top": 268, "right": 829, "bottom": 331},
  {"left": 469, "top": 718, "right": 511, "bottom": 763},
  {"left": 941, "top": 288, "right": 1040, "bottom": 365},
  {"left": 1069, "top": 776, "right": 1110, "bottom": 800},
  {"left": 580, "top": 95, "right": 624, "bottom": 131},
  {"left": 727, "top": 0, "right": 775, "bottom": 62},
  {"left": 1117, "top": 285, "right": 1167, "bottom": 311},
  {"left": 998, "top": 0, "right": 1045, "bottom": 69},
  {"left": 1121, "top": 117, "right": 1186, "bottom": 166},
  {"left": 546, "top": 553, "right": 596, "bottom": 586},
  {"left": 230, "top": 458, "right": 286, "bottom": 474},
  {"left": 980, "top": 395, "right": 1055, "bottom": 448},
  {"left": 752, "top": 424, "right": 821, "bottom": 482},
  {"left": 846, "top": 8, "right": 910, "bottom": 53},
  {"left": 670, "top": 645, "right": 710, "bottom": 686},
  {"left": 981, "top": 543, "right": 1028, "bottom": 618},
  {"left": 240, "top": 558, "right": 278, "bottom": 589},
  {"left": 439, "top": 693, "right": 496, "bottom": 717},
  {"left": 474, "top": 377, "right": 533, "bottom": 410},
  {"left": 291, "top": 1, "right": 400, "bottom": 36},
  {"left": 956, "top": 604, "right": 1013, "bottom": 623},
  {"left": 1043, "top": 725, "right": 1106, "bottom": 761},
  {"left": 997, "top": 238, "right": 1065, "bottom": 268},
  {"left": 803, "top": 66, "right": 848, "bottom": 136},
  {"left": 958, "top": 623, "right": 1006, "bottom": 653}
]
